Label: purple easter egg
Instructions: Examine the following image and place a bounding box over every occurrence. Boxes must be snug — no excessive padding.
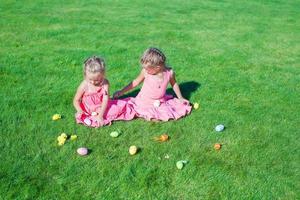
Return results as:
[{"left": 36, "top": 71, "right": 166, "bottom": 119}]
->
[{"left": 77, "top": 147, "right": 88, "bottom": 156}]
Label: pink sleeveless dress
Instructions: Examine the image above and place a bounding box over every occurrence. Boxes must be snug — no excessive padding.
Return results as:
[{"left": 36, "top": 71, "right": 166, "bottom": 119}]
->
[
  {"left": 75, "top": 83, "right": 135, "bottom": 127},
  {"left": 128, "top": 69, "right": 192, "bottom": 121}
]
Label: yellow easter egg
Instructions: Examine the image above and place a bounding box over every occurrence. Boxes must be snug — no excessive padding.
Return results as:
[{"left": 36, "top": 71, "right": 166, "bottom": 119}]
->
[
  {"left": 70, "top": 135, "right": 77, "bottom": 140},
  {"left": 129, "top": 145, "right": 138, "bottom": 155},
  {"left": 58, "top": 141, "right": 64, "bottom": 146},
  {"left": 57, "top": 136, "right": 63, "bottom": 142},
  {"left": 110, "top": 131, "right": 119, "bottom": 138},
  {"left": 176, "top": 161, "right": 184, "bottom": 169},
  {"left": 57, "top": 137, "right": 66, "bottom": 146},
  {"left": 52, "top": 114, "right": 61, "bottom": 121},
  {"left": 193, "top": 103, "right": 199, "bottom": 110},
  {"left": 60, "top": 133, "right": 67, "bottom": 139}
]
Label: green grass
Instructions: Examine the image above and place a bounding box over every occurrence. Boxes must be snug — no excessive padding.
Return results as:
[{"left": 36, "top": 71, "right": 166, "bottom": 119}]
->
[{"left": 1, "top": 0, "right": 300, "bottom": 199}]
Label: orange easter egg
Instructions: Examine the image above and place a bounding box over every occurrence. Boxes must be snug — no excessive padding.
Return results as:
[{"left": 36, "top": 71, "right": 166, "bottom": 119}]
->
[
  {"left": 214, "top": 143, "right": 222, "bottom": 150},
  {"left": 160, "top": 134, "right": 169, "bottom": 141}
]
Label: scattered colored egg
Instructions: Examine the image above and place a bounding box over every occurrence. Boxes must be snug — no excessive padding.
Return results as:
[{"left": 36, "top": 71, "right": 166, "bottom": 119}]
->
[
  {"left": 193, "top": 103, "right": 199, "bottom": 110},
  {"left": 61, "top": 133, "right": 67, "bottom": 139},
  {"left": 215, "top": 124, "right": 225, "bottom": 132},
  {"left": 110, "top": 131, "right": 119, "bottom": 138},
  {"left": 52, "top": 114, "right": 61, "bottom": 121},
  {"left": 57, "top": 135, "right": 66, "bottom": 146},
  {"left": 77, "top": 147, "right": 88, "bottom": 156},
  {"left": 214, "top": 143, "right": 222, "bottom": 150},
  {"left": 176, "top": 161, "right": 184, "bottom": 169},
  {"left": 70, "top": 135, "right": 77, "bottom": 140},
  {"left": 84, "top": 118, "right": 92, "bottom": 126},
  {"left": 153, "top": 100, "right": 161, "bottom": 107},
  {"left": 129, "top": 145, "right": 138, "bottom": 155},
  {"left": 58, "top": 141, "right": 65, "bottom": 146},
  {"left": 160, "top": 134, "right": 169, "bottom": 141},
  {"left": 154, "top": 134, "right": 169, "bottom": 142}
]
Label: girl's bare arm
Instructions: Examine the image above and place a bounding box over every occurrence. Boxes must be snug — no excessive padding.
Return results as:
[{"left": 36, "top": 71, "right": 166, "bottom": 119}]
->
[
  {"left": 113, "top": 70, "right": 145, "bottom": 98},
  {"left": 73, "top": 81, "right": 86, "bottom": 113}
]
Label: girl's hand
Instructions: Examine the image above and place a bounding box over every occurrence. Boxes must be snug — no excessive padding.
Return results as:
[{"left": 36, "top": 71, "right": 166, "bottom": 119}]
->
[
  {"left": 113, "top": 90, "right": 122, "bottom": 99},
  {"left": 73, "top": 81, "right": 87, "bottom": 114},
  {"left": 178, "top": 97, "right": 190, "bottom": 105},
  {"left": 113, "top": 70, "right": 145, "bottom": 99}
]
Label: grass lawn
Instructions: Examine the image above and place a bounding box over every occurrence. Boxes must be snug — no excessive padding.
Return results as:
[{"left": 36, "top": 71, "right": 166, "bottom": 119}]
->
[{"left": 0, "top": 0, "right": 299, "bottom": 199}]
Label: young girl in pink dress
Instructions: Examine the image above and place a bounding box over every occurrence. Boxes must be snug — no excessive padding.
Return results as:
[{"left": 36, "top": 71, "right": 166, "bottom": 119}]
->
[
  {"left": 73, "top": 56, "right": 135, "bottom": 127},
  {"left": 113, "top": 48, "right": 192, "bottom": 121}
]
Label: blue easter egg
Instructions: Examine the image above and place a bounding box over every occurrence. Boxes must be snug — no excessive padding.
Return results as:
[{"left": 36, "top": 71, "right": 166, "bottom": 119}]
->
[{"left": 215, "top": 124, "right": 225, "bottom": 132}]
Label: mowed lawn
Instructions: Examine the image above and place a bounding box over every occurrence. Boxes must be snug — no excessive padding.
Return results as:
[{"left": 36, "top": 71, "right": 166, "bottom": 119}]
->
[{"left": 0, "top": 0, "right": 299, "bottom": 199}]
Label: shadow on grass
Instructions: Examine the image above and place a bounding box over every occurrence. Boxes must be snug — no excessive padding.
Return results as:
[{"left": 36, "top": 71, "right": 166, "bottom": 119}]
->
[{"left": 120, "top": 81, "right": 201, "bottom": 100}]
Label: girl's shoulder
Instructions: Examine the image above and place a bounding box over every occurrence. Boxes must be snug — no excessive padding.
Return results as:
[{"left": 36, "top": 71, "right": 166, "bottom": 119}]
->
[
  {"left": 141, "top": 68, "right": 147, "bottom": 75},
  {"left": 101, "top": 79, "right": 110, "bottom": 92},
  {"left": 140, "top": 68, "right": 148, "bottom": 78},
  {"left": 78, "top": 80, "right": 89, "bottom": 91},
  {"left": 165, "top": 65, "right": 173, "bottom": 71}
]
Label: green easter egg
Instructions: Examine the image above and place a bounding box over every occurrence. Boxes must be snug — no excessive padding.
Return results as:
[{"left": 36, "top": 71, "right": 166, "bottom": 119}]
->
[
  {"left": 110, "top": 131, "right": 119, "bottom": 138},
  {"left": 176, "top": 161, "right": 184, "bottom": 169}
]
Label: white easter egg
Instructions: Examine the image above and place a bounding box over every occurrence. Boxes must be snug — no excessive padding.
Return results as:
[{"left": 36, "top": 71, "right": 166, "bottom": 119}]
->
[
  {"left": 84, "top": 118, "right": 92, "bottom": 126},
  {"left": 153, "top": 100, "right": 161, "bottom": 107},
  {"left": 215, "top": 124, "right": 225, "bottom": 132}
]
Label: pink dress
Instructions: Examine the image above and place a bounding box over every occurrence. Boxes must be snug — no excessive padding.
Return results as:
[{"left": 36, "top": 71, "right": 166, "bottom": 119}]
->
[
  {"left": 76, "top": 83, "right": 135, "bottom": 127},
  {"left": 128, "top": 68, "right": 192, "bottom": 121}
]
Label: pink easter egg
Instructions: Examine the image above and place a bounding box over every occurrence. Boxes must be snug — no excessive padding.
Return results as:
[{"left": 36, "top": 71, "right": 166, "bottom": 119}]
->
[{"left": 77, "top": 147, "right": 88, "bottom": 156}]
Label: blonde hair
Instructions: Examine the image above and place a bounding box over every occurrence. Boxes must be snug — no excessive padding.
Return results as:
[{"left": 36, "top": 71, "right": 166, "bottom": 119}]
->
[
  {"left": 84, "top": 56, "right": 105, "bottom": 74},
  {"left": 140, "top": 47, "right": 166, "bottom": 67}
]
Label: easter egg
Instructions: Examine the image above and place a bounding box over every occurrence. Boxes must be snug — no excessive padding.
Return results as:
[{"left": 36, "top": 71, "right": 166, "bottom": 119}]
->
[
  {"left": 57, "top": 135, "right": 66, "bottom": 146},
  {"left": 84, "top": 118, "right": 92, "bottom": 126},
  {"left": 153, "top": 100, "right": 161, "bottom": 107},
  {"left": 176, "top": 161, "right": 184, "bottom": 169},
  {"left": 193, "top": 103, "right": 199, "bottom": 110},
  {"left": 52, "top": 114, "right": 61, "bottom": 121},
  {"left": 110, "top": 131, "right": 119, "bottom": 138},
  {"left": 91, "top": 112, "right": 97, "bottom": 116},
  {"left": 57, "top": 135, "right": 66, "bottom": 145},
  {"left": 70, "top": 135, "right": 77, "bottom": 140},
  {"left": 160, "top": 134, "right": 169, "bottom": 141},
  {"left": 154, "top": 134, "right": 169, "bottom": 142},
  {"left": 57, "top": 137, "right": 65, "bottom": 143},
  {"left": 215, "top": 124, "right": 225, "bottom": 132},
  {"left": 57, "top": 136, "right": 63, "bottom": 142},
  {"left": 77, "top": 147, "right": 88, "bottom": 156},
  {"left": 61, "top": 133, "right": 67, "bottom": 139},
  {"left": 214, "top": 143, "right": 222, "bottom": 150},
  {"left": 58, "top": 141, "right": 65, "bottom": 146},
  {"left": 129, "top": 145, "right": 138, "bottom": 155}
]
